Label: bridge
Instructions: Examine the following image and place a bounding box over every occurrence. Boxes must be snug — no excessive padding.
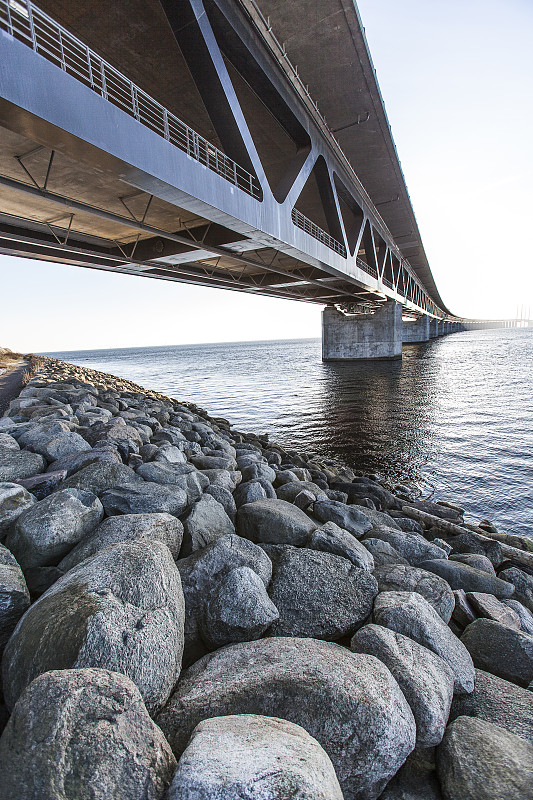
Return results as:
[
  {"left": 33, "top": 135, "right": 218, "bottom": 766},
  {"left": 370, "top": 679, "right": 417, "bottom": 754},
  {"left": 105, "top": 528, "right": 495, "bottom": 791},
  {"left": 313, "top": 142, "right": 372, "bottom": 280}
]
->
[{"left": 0, "top": 0, "right": 517, "bottom": 358}]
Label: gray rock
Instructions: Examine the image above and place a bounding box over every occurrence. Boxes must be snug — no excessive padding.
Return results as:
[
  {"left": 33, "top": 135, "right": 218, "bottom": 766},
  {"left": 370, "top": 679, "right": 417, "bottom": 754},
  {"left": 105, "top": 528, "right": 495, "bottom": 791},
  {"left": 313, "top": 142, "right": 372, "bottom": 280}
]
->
[
  {"left": 38, "top": 431, "right": 92, "bottom": 461},
  {"left": 308, "top": 521, "right": 374, "bottom": 570},
  {"left": 58, "top": 512, "right": 184, "bottom": 571},
  {"left": 502, "top": 599, "right": 533, "bottom": 635},
  {"left": 200, "top": 566, "right": 279, "bottom": 649},
  {"left": 233, "top": 479, "right": 267, "bottom": 508},
  {"left": 4, "top": 488, "right": 104, "bottom": 569},
  {"left": 237, "top": 499, "right": 317, "bottom": 546},
  {"left": 351, "top": 624, "right": 454, "bottom": 746},
  {"left": 0, "top": 433, "right": 19, "bottom": 451},
  {"left": 203, "top": 485, "right": 236, "bottom": 523},
  {"left": 59, "top": 461, "right": 142, "bottom": 495},
  {"left": 452, "top": 589, "right": 477, "bottom": 628},
  {"left": 181, "top": 494, "right": 235, "bottom": 557},
  {"left": 46, "top": 446, "right": 122, "bottom": 476},
  {"left": 313, "top": 498, "right": 372, "bottom": 537},
  {"left": 449, "top": 668, "right": 533, "bottom": 744},
  {"left": 460, "top": 618, "right": 533, "bottom": 687},
  {"left": 0, "top": 668, "right": 176, "bottom": 800},
  {"left": 157, "top": 637, "right": 416, "bottom": 800},
  {"left": 191, "top": 454, "right": 235, "bottom": 471},
  {"left": 450, "top": 531, "right": 504, "bottom": 567},
  {"left": 0, "top": 482, "right": 35, "bottom": 535},
  {"left": 2, "top": 539, "right": 185, "bottom": 714},
  {"left": 101, "top": 481, "right": 188, "bottom": 517},
  {"left": 437, "top": 715, "right": 533, "bottom": 800},
  {"left": 293, "top": 489, "right": 316, "bottom": 510},
  {"left": 166, "top": 714, "right": 343, "bottom": 800},
  {"left": 178, "top": 534, "right": 272, "bottom": 667},
  {"left": 137, "top": 462, "right": 208, "bottom": 504},
  {"left": 419, "top": 558, "right": 515, "bottom": 597},
  {"left": 275, "top": 480, "right": 323, "bottom": 503},
  {"left": 373, "top": 591, "right": 475, "bottom": 694},
  {"left": 241, "top": 462, "right": 276, "bottom": 483},
  {"left": 373, "top": 564, "right": 455, "bottom": 622},
  {"left": 0, "top": 542, "right": 30, "bottom": 654},
  {"left": 267, "top": 546, "right": 377, "bottom": 640},
  {"left": 363, "top": 537, "right": 410, "bottom": 567},
  {"left": 449, "top": 553, "right": 496, "bottom": 574},
  {"left": 153, "top": 443, "right": 187, "bottom": 464},
  {"left": 15, "top": 469, "right": 67, "bottom": 500},
  {"left": 466, "top": 591, "right": 521, "bottom": 629},
  {"left": 358, "top": 507, "right": 402, "bottom": 530},
  {"left": 0, "top": 447, "right": 45, "bottom": 481},
  {"left": 366, "top": 529, "right": 448, "bottom": 566},
  {"left": 200, "top": 469, "right": 241, "bottom": 491},
  {"left": 498, "top": 566, "right": 533, "bottom": 612}
]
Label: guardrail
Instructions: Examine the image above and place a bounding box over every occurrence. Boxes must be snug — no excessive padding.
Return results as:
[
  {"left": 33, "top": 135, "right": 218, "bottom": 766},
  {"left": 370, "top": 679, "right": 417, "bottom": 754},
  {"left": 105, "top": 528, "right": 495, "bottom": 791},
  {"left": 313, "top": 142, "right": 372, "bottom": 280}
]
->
[
  {"left": 291, "top": 208, "right": 347, "bottom": 258},
  {"left": 0, "top": 0, "right": 261, "bottom": 199},
  {"left": 356, "top": 256, "right": 378, "bottom": 280}
]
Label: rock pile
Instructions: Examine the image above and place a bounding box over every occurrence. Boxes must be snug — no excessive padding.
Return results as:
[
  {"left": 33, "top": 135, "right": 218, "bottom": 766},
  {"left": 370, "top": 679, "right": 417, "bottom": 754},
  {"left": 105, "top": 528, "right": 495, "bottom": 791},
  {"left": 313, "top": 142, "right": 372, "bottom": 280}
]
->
[{"left": 0, "top": 355, "right": 532, "bottom": 799}]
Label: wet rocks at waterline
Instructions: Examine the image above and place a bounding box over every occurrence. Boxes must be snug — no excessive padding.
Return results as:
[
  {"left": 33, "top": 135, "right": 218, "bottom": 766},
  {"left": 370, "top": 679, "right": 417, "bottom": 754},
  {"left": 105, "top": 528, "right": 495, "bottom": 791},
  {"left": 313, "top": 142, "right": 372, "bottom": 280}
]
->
[{"left": 0, "top": 354, "right": 532, "bottom": 799}]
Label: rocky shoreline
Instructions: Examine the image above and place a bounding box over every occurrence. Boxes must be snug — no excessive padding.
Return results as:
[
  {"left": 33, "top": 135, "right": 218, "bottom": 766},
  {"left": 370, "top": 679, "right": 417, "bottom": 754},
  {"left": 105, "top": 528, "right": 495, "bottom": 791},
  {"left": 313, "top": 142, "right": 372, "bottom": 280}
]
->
[{"left": 0, "top": 354, "right": 532, "bottom": 799}]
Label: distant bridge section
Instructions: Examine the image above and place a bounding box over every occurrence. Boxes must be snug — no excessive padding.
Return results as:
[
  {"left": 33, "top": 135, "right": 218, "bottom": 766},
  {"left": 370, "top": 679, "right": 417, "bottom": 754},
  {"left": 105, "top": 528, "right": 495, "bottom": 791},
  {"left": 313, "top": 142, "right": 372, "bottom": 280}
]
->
[{"left": 0, "top": 0, "right": 509, "bottom": 358}]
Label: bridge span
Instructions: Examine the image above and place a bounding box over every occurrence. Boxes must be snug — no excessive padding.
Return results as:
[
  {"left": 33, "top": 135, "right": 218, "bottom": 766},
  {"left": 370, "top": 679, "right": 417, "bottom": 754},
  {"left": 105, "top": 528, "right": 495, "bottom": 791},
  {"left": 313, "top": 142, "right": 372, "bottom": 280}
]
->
[{"left": 0, "top": 0, "right": 508, "bottom": 358}]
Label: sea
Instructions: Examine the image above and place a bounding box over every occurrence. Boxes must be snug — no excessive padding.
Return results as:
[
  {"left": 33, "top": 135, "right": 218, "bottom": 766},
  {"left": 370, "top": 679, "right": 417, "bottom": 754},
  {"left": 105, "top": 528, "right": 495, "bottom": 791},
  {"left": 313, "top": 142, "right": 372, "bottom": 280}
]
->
[{"left": 46, "top": 328, "right": 533, "bottom": 537}]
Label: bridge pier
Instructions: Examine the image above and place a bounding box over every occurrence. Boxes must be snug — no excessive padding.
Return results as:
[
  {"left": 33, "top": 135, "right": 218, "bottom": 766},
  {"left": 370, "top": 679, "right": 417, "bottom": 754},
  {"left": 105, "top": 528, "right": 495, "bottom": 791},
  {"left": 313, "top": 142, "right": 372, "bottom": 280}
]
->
[
  {"left": 402, "top": 316, "right": 430, "bottom": 343},
  {"left": 429, "top": 319, "right": 440, "bottom": 338},
  {"left": 322, "top": 302, "right": 403, "bottom": 361}
]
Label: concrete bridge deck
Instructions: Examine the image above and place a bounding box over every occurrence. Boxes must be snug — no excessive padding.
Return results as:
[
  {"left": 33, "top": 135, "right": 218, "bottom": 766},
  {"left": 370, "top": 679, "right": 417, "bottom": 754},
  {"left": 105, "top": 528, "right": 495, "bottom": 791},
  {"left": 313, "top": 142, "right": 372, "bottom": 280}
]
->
[{"left": 0, "top": 0, "right": 513, "bottom": 358}]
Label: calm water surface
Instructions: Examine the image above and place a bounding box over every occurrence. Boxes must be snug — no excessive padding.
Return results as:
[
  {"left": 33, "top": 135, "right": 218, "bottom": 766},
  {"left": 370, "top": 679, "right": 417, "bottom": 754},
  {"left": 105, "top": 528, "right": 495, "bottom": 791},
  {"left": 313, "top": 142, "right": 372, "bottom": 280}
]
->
[{"left": 46, "top": 329, "right": 533, "bottom": 536}]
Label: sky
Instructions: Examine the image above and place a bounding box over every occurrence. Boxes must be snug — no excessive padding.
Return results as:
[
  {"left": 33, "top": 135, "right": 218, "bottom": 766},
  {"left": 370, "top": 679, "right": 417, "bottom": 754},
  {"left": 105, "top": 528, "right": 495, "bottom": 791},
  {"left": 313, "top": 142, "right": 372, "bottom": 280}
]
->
[{"left": 1, "top": 0, "right": 532, "bottom": 353}]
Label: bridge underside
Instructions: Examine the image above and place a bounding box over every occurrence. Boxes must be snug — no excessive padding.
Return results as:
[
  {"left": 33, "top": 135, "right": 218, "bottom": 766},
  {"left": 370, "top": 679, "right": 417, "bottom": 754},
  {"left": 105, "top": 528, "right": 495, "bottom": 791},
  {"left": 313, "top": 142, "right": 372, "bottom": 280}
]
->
[{"left": 0, "top": 0, "right": 450, "bottom": 323}]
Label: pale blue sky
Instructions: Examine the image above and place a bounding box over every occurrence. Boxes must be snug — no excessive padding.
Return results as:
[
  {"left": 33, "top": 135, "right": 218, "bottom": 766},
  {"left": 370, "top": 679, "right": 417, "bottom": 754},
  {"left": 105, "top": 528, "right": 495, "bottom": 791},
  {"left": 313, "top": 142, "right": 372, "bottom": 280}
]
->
[{"left": 1, "top": 0, "right": 532, "bottom": 352}]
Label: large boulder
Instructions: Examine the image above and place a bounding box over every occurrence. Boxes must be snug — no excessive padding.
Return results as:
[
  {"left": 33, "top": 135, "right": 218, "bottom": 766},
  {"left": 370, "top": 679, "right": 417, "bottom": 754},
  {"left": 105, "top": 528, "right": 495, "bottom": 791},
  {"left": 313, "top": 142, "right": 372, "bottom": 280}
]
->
[
  {"left": 503, "top": 598, "right": 533, "bottom": 635},
  {"left": 466, "top": 591, "right": 521, "bottom": 629},
  {"left": 177, "top": 533, "right": 272, "bottom": 667},
  {"left": 4, "top": 488, "right": 104, "bottom": 569},
  {"left": 373, "top": 591, "right": 475, "bottom": 694},
  {"left": 59, "top": 461, "right": 143, "bottom": 495},
  {"left": 449, "top": 668, "right": 533, "bottom": 744},
  {"left": 0, "top": 668, "right": 176, "bottom": 800},
  {"left": 166, "top": 714, "right": 343, "bottom": 800},
  {"left": 275, "top": 480, "right": 324, "bottom": 503},
  {"left": 437, "top": 716, "right": 533, "bottom": 800},
  {"left": 2, "top": 539, "right": 185, "bottom": 714},
  {"left": 181, "top": 494, "right": 235, "bottom": 556},
  {"left": 498, "top": 566, "right": 533, "bottom": 612},
  {"left": 0, "top": 447, "right": 45, "bottom": 481},
  {"left": 15, "top": 470, "right": 67, "bottom": 500},
  {"left": 460, "top": 618, "right": 533, "bottom": 687},
  {"left": 200, "top": 565, "right": 278, "bottom": 649},
  {"left": 307, "top": 521, "right": 374, "bottom": 570},
  {"left": 373, "top": 563, "right": 455, "bottom": 622},
  {"left": 313, "top": 499, "right": 372, "bottom": 537},
  {"left": 137, "top": 462, "right": 208, "bottom": 504},
  {"left": 237, "top": 499, "right": 317, "bottom": 546},
  {"left": 365, "top": 529, "right": 447, "bottom": 566},
  {"left": 101, "top": 482, "right": 188, "bottom": 517},
  {"left": 47, "top": 446, "right": 122, "bottom": 477},
  {"left": 418, "top": 559, "right": 515, "bottom": 598},
  {"left": 58, "top": 512, "right": 184, "bottom": 571},
  {"left": 157, "top": 637, "right": 416, "bottom": 800},
  {"left": 351, "top": 624, "right": 454, "bottom": 746},
  {"left": 363, "top": 538, "right": 409, "bottom": 567},
  {"left": 0, "top": 482, "right": 35, "bottom": 536},
  {"left": 267, "top": 546, "right": 377, "bottom": 640},
  {"left": 0, "top": 542, "right": 30, "bottom": 655}
]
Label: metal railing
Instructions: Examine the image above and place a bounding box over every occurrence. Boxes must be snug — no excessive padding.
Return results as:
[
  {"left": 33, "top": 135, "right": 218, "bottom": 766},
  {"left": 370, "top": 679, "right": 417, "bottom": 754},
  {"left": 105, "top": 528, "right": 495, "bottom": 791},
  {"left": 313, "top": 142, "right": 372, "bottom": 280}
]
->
[
  {"left": 291, "top": 208, "right": 347, "bottom": 258},
  {"left": 0, "top": 0, "right": 261, "bottom": 199},
  {"left": 356, "top": 256, "right": 378, "bottom": 281}
]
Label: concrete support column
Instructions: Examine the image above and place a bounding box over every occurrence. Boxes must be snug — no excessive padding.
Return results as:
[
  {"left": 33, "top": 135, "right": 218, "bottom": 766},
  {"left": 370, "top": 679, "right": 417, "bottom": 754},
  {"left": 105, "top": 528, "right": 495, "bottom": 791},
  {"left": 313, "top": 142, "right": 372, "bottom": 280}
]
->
[
  {"left": 429, "top": 319, "right": 440, "bottom": 338},
  {"left": 402, "top": 315, "right": 430, "bottom": 343},
  {"left": 322, "top": 302, "right": 403, "bottom": 361}
]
